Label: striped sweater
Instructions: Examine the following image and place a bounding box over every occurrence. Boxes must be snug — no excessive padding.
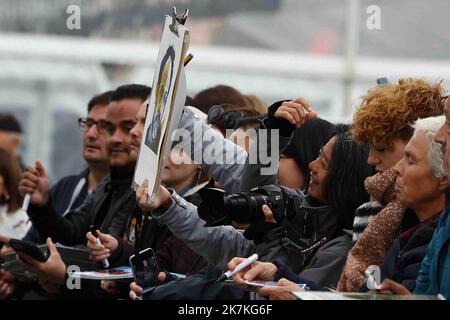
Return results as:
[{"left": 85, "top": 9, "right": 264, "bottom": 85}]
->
[{"left": 352, "top": 201, "right": 384, "bottom": 242}]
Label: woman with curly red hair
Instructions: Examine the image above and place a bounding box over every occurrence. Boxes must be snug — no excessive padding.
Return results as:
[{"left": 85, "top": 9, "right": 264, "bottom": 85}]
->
[{"left": 338, "top": 78, "right": 446, "bottom": 291}]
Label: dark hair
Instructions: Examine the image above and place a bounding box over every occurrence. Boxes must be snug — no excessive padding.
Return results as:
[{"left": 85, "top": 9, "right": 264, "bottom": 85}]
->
[
  {"left": 283, "top": 118, "right": 336, "bottom": 188},
  {"left": 0, "top": 114, "right": 22, "bottom": 134},
  {"left": 322, "top": 124, "right": 374, "bottom": 229},
  {"left": 233, "top": 116, "right": 264, "bottom": 131},
  {"left": 185, "top": 95, "right": 196, "bottom": 106},
  {"left": 87, "top": 90, "right": 114, "bottom": 113},
  {"left": 110, "top": 84, "right": 151, "bottom": 103},
  {"left": 192, "top": 85, "right": 247, "bottom": 114},
  {"left": 0, "top": 148, "right": 22, "bottom": 212}
]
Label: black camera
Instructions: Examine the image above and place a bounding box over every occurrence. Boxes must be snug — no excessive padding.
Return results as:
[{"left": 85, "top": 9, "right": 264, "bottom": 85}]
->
[
  {"left": 197, "top": 185, "right": 339, "bottom": 258},
  {"left": 197, "top": 185, "right": 301, "bottom": 226}
]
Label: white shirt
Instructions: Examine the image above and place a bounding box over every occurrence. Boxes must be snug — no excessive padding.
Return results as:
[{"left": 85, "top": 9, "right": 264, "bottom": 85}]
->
[{"left": 0, "top": 207, "right": 31, "bottom": 239}]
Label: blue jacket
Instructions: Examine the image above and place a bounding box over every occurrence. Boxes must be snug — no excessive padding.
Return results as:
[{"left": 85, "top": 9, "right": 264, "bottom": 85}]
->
[
  {"left": 414, "top": 187, "right": 450, "bottom": 299},
  {"left": 48, "top": 168, "right": 89, "bottom": 215}
]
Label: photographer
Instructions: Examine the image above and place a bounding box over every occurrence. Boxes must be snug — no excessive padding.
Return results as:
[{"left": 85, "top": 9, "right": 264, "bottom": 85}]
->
[
  {"left": 130, "top": 99, "right": 373, "bottom": 300},
  {"left": 228, "top": 124, "right": 373, "bottom": 291},
  {"left": 127, "top": 99, "right": 317, "bottom": 300},
  {"left": 134, "top": 99, "right": 318, "bottom": 272}
]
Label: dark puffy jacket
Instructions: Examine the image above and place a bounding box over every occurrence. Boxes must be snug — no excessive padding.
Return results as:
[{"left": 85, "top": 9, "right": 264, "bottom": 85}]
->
[
  {"left": 358, "top": 210, "right": 440, "bottom": 292},
  {"left": 109, "top": 185, "right": 208, "bottom": 275},
  {"left": 23, "top": 168, "right": 90, "bottom": 243},
  {"left": 27, "top": 173, "right": 139, "bottom": 246},
  {"left": 379, "top": 212, "right": 440, "bottom": 291}
]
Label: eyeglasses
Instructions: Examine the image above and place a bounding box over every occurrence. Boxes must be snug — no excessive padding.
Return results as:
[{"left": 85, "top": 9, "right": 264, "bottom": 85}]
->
[{"left": 78, "top": 118, "right": 104, "bottom": 131}]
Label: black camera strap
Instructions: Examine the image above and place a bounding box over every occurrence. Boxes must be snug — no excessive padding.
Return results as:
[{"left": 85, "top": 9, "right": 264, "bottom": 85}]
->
[
  {"left": 280, "top": 212, "right": 339, "bottom": 259},
  {"left": 294, "top": 225, "right": 337, "bottom": 255}
]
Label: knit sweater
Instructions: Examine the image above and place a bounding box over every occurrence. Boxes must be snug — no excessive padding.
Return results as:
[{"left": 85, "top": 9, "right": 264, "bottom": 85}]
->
[
  {"left": 337, "top": 168, "right": 406, "bottom": 291},
  {"left": 352, "top": 168, "right": 398, "bottom": 241}
]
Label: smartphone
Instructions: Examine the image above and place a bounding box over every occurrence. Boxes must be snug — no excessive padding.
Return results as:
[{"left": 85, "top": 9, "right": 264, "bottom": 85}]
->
[
  {"left": 9, "top": 239, "right": 48, "bottom": 262},
  {"left": 129, "top": 248, "right": 159, "bottom": 291}
]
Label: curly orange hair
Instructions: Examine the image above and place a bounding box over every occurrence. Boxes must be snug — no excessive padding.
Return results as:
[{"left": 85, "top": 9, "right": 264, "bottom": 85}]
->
[{"left": 352, "top": 78, "right": 445, "bottom": 148}]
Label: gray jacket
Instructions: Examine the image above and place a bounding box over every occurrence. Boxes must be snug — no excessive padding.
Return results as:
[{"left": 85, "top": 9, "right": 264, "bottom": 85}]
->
[
  {"left": 299, "top": 230, "right": 353, "bottom": 289},
  {"left": 151, "top": 192, "right": 252, "bottom": 270},
  {"left": 274, "top": 230, "right": 354, "bottom": 290},
  {"left": 150, "top": 106, "right": 251, "bottom": 270},
  {"left": 150, "top": 124, "right": 297, "bottom": 270},
  {"left": 176, "top": 106, "right": 246, "bottom": 193}
]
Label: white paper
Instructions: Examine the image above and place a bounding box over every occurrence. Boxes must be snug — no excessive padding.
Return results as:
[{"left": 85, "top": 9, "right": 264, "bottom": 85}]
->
[
  {"left": 71, "top": 266, "right": 134, "bottom": 280},
  {"left": 133, "top": 15, "right": 189, "bottom": 197}
]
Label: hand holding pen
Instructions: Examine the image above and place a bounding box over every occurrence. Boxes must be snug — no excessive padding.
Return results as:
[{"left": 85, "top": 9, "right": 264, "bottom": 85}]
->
[
  {"left": 86, "top": 226, "right": 119, "bottom": 269},
  {"left": 217, "top": 254, "right": 259, "bottom": 283},
  {"left": 18, "top": 161, "right": 51, "bottom": 211}
]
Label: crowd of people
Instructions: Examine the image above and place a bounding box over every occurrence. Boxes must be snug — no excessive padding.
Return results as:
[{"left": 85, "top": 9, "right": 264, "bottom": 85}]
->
[{"left": 0, "top": 79, "right": 449, "bottom": 300}]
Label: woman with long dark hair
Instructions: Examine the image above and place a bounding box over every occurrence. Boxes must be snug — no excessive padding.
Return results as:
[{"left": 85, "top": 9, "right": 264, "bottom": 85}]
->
[
  {"left": 0, "top": 147, "right": 30, "bottom": 239},
  {"left": 129, "top": 98, "right": 374, "bottom": 300},
  {"left": 228, "top": 115, "right": 374, "bottom": 291}
]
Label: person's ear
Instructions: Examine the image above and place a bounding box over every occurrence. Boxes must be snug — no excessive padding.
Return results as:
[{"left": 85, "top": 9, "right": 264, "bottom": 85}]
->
[{"left": 438, "top": 176, "right": 450, "bottom": 191}]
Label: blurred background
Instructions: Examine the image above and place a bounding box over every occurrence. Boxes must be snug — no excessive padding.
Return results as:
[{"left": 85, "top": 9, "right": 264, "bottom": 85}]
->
[{"left": 0, "top": 0, "right": 449, "bottom": 181}]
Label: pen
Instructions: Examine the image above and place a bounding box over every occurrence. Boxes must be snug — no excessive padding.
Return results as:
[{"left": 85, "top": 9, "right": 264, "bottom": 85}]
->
[
  {"left": 89, "top": 225, "right": 109, "bottom": 268},
  {"left": 96, "top": 236, "right": 109, "bottom": 268},
  {"left": 216, "top": 254, "right": 258, "bottom": 282},
  {"left": 22, "top": 193, "right": 31, "bottom": 212},
  {"left": 183, "top": 53, "right": 193, "bottom": 67}
]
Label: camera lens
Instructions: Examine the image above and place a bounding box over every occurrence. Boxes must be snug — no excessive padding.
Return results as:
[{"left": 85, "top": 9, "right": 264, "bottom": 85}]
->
[{"left": 224, "top": 193, "right": 269, "bottom": 223}]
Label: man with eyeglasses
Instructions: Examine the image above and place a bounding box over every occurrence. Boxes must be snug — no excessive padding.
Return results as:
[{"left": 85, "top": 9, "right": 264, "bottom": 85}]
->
[
  {"left": 10, "top": 84, "right": 174, "bottom": 299},
  {"left": 18, "top": 84, "right": 151, "bottom": 249},
  {"left": 21, "top": 91, "right": 113, "bottom": 244},
  {"left": 1, "top": 90, "right": 114, "bottom": 299}
]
